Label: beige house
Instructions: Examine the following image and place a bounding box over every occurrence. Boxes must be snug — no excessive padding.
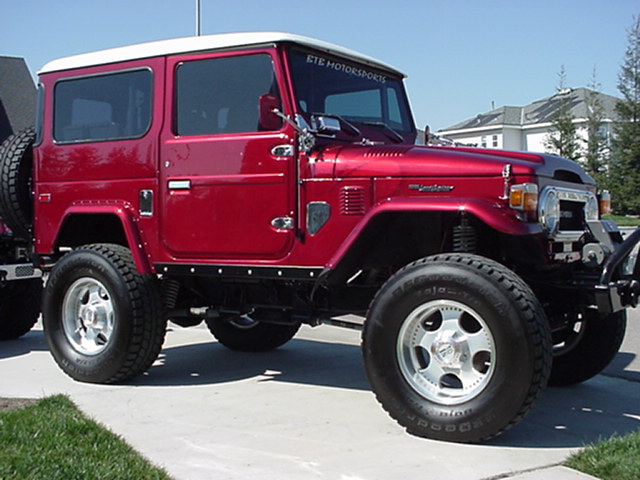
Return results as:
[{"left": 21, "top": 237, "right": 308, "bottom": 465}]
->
[{"left": 436, "top": 88, "right": 619, "bottom": 160}]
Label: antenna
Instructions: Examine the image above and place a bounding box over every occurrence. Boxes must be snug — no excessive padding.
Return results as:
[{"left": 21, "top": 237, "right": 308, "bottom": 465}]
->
[{"left": 195, "top": 0, "right": 201, "bottom": 36}]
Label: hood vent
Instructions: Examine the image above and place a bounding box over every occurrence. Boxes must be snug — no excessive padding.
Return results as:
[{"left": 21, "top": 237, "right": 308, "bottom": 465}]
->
[
  {"left": 340, "top": 186, "right": 366, "bottom": 215},
  {"left": 553, "top": 170, "right": 584, "bottom": 184},
  {"left": 363, "top": 146, "right": 412, "bottom": 158}
]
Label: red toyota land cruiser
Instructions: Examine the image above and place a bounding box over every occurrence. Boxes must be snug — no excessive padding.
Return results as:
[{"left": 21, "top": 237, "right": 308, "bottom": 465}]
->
[{"left": 6, "top": 32, "right": 637, "bottom": 442}]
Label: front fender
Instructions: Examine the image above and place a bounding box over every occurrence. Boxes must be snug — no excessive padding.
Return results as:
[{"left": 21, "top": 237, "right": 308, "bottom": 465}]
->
[{"left": 325, "top": 197, "right": 542, "bottom": 269}]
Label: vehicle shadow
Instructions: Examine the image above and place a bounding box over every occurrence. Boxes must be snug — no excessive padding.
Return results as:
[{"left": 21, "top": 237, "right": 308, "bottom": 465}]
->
[
  {"left": 132, "top": 333, "right": 640, "bottom": 449},
  {"left": 135, "top": 336, "right": 370, "bottom": 391},
  {"left": 0, "top": 328, "right": 48, "bottom": 360},
  {"left": 492, "top": 375, "right": 640, "bottom": 448},
  {"left": 604, "top": 352, "right": 640, "bottom": 382}
]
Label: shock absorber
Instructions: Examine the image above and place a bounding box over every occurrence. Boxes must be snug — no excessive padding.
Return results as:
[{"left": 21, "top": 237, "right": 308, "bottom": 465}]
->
[
  {"left": 452, "top": 214, "right": 477, "bottom": 253},
  {"left": 162, "top": 278, "right": 181, "bottom": 310}
]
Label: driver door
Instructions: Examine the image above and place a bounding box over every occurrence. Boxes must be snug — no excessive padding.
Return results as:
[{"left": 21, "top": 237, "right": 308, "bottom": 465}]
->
[{"left": 160, "top": 51, "right": 295, "bottom": 260}]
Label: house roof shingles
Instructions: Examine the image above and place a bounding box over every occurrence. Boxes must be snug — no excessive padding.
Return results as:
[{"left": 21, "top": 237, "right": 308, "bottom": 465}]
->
[
  {"left": 0, "top": 56, "right": 36, "bottom": 145},
  {"left": 440, "top": 88, "right": 619, "bottom": 132}
]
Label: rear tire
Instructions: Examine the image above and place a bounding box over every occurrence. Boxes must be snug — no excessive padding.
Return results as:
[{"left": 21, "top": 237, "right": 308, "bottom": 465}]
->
[
  {"left": 206, "top": 312, "right": 300, "bottom": 352},
  {"left": 43, "top": 244, "right": 166, "bottom": 383},
  {"left": 363, "top": 253, "right": 552, "bottom": 443},
  {"left": 0, "top": 127, "right": 35, "bottom": 239},
  {"left": 0, "top": 278, "right": 43, "bottom": 340}
]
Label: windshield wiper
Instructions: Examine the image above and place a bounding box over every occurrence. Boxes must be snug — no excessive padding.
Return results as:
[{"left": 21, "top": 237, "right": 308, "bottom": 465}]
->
[
  {"left": 311, "top": 113, "right": 361, "bottom": 137},
  {"left": 362, "top": 122, "right": 404, "bottom": 144}
]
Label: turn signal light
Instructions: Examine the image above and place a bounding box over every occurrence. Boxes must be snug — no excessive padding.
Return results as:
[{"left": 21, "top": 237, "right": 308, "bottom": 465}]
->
[
  {"left": 599, "top": 190, "right": 611, "bottom": 216},
  {"left": 509, "top": 183, "right": 538, "bottom": 214}
]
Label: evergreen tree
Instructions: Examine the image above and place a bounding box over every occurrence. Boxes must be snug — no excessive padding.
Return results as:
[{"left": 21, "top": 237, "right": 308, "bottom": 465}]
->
[
  {"left": 544, "top": 66, "right": 581, "bottom": 161},
  {"left": 583, "top": 67, "right": 609, "bottom": 185},
  {"left": 610, "top": 15, "right": 640, "bottom": 214}
]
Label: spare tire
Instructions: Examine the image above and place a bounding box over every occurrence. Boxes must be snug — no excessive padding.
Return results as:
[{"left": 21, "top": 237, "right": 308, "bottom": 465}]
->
[{"left": 0, "top": 127, "right": 35, "bottom": 239}]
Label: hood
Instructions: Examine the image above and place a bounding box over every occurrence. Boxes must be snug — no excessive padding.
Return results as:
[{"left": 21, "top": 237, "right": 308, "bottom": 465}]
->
[{"left": 324, "top": 144, "right": 594, "bottom": 185}]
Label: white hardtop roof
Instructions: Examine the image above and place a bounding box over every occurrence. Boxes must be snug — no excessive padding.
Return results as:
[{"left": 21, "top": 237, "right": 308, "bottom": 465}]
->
[{"left": 39, "top": 32, "right": 403, "bottom": 76}]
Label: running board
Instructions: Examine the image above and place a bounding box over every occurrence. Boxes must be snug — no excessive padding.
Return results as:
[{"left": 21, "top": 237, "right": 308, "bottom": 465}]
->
[{"left": 320, "top": 317, "right": 364, "bottom": 331}]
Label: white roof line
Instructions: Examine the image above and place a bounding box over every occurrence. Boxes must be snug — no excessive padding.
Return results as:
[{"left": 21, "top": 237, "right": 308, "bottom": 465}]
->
[{"left": 38, "top": 32, "right": 404, "bottom": 76}]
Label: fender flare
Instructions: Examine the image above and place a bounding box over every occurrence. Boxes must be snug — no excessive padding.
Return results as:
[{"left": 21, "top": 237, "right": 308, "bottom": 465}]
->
[
  {"left": 325, "top": 197, "right": 543, "bottom": 269},
  {"left": 53, "top": 203, "right": 153, "bottom": 274}
]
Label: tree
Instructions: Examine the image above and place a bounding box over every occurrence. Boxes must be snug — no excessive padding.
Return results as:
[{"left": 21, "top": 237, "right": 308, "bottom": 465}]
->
[
  {"left": 583, "top": 67, "right": 609, "bottom": 185},
  {"left": 610, "top": 15, "right": 640, "bottom": 214},
  {"left": 544, "top": 66, "right": 581, "bottom": 161}
]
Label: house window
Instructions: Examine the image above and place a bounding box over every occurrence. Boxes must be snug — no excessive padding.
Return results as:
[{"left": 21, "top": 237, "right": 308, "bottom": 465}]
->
[
  {"left": 481, "top": 136, "right": 487, "bottom": 148},
  {"left": 492, "top": 135, "right": 498, "bottom": 147}
]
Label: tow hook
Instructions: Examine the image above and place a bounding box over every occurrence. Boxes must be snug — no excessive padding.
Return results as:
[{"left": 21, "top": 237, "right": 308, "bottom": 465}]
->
[
  {"left": 595, "top": 227, "right": 640, "bottom": 313},
  {"left": 618, "top": 279, "right": 640, "bottom": 308}
]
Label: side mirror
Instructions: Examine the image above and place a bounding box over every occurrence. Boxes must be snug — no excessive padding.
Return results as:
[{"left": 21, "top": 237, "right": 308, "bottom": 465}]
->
[
  {"left": 258, "top": 94, "right": 282, "bottom": 131},
  {"left": 314, "top": 115, "right": 341, "bottom": 134}
]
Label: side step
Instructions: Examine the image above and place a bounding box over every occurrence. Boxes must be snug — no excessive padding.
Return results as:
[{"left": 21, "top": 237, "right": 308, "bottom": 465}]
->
[{"left": 320, "top": 316, "right": 364, "bottom": 331}]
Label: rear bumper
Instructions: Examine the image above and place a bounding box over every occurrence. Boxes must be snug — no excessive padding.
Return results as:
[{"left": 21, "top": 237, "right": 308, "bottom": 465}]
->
[{"left": 0, "top": 263, "right": 43, "bottom": 283}]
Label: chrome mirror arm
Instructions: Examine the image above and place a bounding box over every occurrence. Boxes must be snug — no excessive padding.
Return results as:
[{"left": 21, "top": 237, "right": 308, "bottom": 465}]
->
[{"left": 272, "top": 108, "right": 315, "bottom": 153}]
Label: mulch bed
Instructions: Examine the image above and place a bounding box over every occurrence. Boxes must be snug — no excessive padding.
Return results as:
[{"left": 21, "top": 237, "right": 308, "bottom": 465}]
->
[{"left": 0, "top": 397, "right": 38, "bottom": 413}]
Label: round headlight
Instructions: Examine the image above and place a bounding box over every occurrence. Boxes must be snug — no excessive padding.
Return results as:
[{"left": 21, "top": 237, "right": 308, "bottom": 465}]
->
[
  {"left": 584, "top": 193, "right": 599, "bottom": 221},
  {"left": 539, "top": 189, "right": 560, "bottom": 234}
]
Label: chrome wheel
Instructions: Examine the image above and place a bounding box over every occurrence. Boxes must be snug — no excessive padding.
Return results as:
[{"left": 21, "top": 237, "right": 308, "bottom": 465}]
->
[
  {"left": 62, "top": 277, "right": 115, "bottom": 355},
  {"left": 397, "top": 299, "right": 495, "bottom": 405}
]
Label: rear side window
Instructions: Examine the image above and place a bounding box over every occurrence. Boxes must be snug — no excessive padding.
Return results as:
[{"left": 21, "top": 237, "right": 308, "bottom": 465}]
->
[
  {"left": 34, "top": 83, "right": 45, "bottom": 146},
  {"left": 175, "top": 54, "right": 279, "bottom": 136},
  {"left": 53, "top": 69, "right": 152, "bottom": 143}
]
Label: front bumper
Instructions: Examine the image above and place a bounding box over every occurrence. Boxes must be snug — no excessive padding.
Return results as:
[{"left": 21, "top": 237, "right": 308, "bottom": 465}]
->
[{"left": 594, "top": 226, "right": 640, "bottom": 313}]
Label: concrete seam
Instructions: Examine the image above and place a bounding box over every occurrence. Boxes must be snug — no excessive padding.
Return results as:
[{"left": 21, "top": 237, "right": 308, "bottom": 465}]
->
[{"left": 478, "top": 461, "right": 565, "bottom": 480}]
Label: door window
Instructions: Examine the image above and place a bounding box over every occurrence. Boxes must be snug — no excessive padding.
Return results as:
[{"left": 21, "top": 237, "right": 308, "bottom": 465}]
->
[{"left": 175, "top": 54, "right": 280, "bottom": 136}]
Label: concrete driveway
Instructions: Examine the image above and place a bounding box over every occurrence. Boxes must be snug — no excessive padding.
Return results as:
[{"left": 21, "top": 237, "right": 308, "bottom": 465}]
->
[{"left": 1, "top": 308, "right": 639, "bottom": 480}]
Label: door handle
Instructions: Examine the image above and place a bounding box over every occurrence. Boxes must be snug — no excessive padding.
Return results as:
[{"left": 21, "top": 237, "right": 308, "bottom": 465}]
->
[{"left": 168, "top": 180, "right": 191, "bottom": 190}]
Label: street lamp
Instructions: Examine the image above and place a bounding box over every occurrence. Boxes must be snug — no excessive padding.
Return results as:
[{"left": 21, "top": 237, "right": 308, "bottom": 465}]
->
[{"left": 195, "top": 0, "right": 201, "bottom": 36}]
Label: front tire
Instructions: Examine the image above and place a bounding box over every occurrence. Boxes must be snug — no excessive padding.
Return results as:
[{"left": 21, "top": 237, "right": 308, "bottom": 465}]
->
[
  {"left": 363, "top": 253, "right": 552, "bottom": 443},
  {"left": 43, "top": 244, "right": 166, "bottom": 383},
  {"left": 549, "top": 310, "right": 626, "bottom": 386}
]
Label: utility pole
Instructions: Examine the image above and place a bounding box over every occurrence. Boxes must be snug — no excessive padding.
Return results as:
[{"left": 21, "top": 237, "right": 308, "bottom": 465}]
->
[{"left": 195, "top": 0, "right": 201, "bottom": 36}]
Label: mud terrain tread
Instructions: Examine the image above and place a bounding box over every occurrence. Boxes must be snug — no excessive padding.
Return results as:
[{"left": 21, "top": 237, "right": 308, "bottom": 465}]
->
[
  {"left": 83, "top": 244, "right": 165, "bottom": 383},
  {"left": 365, "top": 253, "right": 552, "bottom": 442},
  {"left": 44, "top": 243, "right": 166, "bottom": 383},
  {"left": 0, "top": 127, "right": 35, "bottom": 239}
]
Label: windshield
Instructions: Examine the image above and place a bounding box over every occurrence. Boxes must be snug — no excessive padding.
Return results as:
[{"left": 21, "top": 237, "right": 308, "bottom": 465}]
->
[{"left": 287, "top": 47, "right": 416, "bottom": 143}]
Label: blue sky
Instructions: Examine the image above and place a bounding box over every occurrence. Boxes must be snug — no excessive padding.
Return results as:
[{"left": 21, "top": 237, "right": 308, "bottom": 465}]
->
[{"left": 1, "top": 1, "right": 638, "bottom": 130}]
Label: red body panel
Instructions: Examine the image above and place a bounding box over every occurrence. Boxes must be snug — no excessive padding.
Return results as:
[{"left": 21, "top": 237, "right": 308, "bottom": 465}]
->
[
  {"left": 157, "top": 49, "right": 296, "bottom": 263},
  {"left": 33, "top": 43, "right": 588, "bottom": 273}
]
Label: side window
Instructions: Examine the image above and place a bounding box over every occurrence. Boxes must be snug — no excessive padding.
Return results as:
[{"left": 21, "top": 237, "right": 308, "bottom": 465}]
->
[
  {"left": 34, "top": 84, "right": 45, "bottom": 146},
  {"left": 175, "top": 54, "right": 280, "bottom": 136},
  {"left": 53, "top": 69, "right": 152, "bottom": 143}
]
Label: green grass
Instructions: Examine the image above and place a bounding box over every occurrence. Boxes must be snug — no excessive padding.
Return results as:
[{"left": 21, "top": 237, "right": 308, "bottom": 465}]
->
[
  {"left": 566, "top": 429, "right": 640, "bottom": 480},
  {"left": 603, "top": 214, "right": 640, "bottom": 227},
  {"left": 0, "top": 395, "right": 172, "bottom": 480}
]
